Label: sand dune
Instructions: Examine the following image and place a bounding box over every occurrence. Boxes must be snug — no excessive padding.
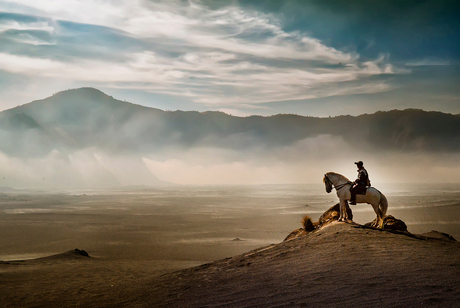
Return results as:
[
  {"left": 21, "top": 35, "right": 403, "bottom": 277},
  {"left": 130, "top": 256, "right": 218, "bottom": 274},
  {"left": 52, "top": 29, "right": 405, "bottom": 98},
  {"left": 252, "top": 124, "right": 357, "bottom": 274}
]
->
[
  {"left": 139, "top": 222, "right": 460, "bottom": 308},
  {"left": 2, "top": 222, "right": 458, "bottom": 308}
]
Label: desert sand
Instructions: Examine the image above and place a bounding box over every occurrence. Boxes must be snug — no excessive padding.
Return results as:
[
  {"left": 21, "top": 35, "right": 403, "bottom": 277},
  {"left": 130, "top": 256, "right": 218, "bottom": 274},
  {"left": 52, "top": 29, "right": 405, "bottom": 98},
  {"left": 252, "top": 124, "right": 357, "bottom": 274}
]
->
[
  {"left": 138, "top": 222, "right": 460, "bottom": 308},
  {"left": 1, "top": 187, "right": 459, "bottom": 307},
  {"left": 2, "top": 222, "right": 459, "bottom": 307}
]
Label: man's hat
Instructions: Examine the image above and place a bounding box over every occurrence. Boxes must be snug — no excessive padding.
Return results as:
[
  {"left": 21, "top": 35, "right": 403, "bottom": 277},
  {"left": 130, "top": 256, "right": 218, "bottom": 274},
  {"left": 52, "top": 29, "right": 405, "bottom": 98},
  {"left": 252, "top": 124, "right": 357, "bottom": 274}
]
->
[{"left": 355, "top": 161, "right": 364, "bottom": 166}]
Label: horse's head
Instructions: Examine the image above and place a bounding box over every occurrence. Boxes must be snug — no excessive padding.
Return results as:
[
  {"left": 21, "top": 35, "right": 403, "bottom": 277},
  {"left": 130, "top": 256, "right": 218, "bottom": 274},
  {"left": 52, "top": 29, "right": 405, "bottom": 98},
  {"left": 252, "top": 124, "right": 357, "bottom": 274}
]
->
[{"left": 323, "top": 174, "right": 333, "bottom": 193}]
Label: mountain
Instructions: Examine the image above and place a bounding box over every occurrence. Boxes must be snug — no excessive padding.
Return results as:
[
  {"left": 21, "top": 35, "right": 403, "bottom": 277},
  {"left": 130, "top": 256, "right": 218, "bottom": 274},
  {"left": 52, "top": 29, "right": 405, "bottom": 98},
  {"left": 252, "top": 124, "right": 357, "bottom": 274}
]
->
[
  {"left": 1, "top": 87, "right": 459, "bottom": 157},
  {"left": 0, "top": 88, "right": 163, "bottom": 157},
  {"left": 0, "top": 88, "right": 459, "bottom": 187}
]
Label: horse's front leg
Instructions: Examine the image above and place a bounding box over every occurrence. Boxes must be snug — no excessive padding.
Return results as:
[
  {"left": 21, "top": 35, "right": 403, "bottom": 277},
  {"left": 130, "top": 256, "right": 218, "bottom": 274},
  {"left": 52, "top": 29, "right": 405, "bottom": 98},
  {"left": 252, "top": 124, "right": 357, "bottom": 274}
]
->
[{"left": 338, "top": 199, "right": 348, "bottom": 222}]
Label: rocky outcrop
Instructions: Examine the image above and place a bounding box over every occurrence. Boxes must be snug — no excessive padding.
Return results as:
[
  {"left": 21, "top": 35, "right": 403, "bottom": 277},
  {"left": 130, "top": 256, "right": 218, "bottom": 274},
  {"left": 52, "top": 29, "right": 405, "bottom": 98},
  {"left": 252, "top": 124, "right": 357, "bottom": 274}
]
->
[
  {"left": 284, "top": 203, "right": 352, "bottom": 241},
  {"left": 317, "top": 203, "right": 353, "bottom": 227},
  {"left": 365, "top": 215, "right": 407, "bottom": 232},
  {"left": 72, "top": 249, "right": 90, "bottom": 257},
  {"left": 39, "top": 249, "right": 90, "bottom": 261},
  {"left": 284, "top": 204, "right": 412, "bottom": 241}
]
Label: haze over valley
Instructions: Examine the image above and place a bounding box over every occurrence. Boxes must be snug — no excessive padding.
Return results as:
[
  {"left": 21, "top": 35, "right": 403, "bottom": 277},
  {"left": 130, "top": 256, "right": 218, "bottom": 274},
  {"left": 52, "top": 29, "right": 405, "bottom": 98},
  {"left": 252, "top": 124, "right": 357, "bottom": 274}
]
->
[{"left": 0, "top": 87, "right": 459, "bottom": 188}]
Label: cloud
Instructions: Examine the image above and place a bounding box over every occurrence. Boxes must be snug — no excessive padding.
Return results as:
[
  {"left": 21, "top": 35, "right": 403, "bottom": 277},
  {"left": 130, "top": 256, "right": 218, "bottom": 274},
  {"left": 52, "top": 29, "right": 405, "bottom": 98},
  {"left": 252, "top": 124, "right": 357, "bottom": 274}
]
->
[
  {"left": 0, "top": 18, "right": 55, "bottom": 33},
  {"left": 0, "top": 0, "right": 409, "bottom": 111},
  {"left": 0, "top": 53, "right": 65, "bottom": 74},
  {"left": 406, "top": 58, "right": 451, "bottom": 67},
  {"left": 0, "top": 0, "right": 126, "bottom": 27}
]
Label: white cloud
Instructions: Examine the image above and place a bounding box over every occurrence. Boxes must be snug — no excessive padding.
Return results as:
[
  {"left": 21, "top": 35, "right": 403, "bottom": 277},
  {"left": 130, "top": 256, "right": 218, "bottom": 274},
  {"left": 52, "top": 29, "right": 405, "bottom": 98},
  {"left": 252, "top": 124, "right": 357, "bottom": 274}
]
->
[
  {"left": 0, "top": 0, "right": 126, "bottom": 28},
  {"left": 406, "top": 58, "right": 451, "bottom": 66},
  {"left": 0, "top": 53, "right": 65, "bottom": 73},
  {"left": 0, "top": 48, "right": 398, "bottom": 107},
  {"left": 0, "top": 0, "right": 405, "bottom": 110},
  {"left": 11, "top": 33, "right": 55, "bottom": 45},
  {"left": 0, "top": 19, "right": 56, "bottom": 33}
]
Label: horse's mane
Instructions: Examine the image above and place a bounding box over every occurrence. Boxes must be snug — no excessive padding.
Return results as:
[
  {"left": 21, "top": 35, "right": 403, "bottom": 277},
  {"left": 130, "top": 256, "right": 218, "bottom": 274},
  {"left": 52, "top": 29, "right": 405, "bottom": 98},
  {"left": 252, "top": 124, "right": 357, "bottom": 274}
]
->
[{"left": 324, "top": 172, "right": 351, "bottom": 182}]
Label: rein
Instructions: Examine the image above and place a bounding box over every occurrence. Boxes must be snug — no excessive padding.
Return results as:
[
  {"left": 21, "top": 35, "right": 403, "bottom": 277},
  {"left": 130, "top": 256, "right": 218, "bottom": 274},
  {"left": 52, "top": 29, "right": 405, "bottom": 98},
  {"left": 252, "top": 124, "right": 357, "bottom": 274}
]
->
[{"left": 325, "top": 174, "right": 352, "bottom": 191}]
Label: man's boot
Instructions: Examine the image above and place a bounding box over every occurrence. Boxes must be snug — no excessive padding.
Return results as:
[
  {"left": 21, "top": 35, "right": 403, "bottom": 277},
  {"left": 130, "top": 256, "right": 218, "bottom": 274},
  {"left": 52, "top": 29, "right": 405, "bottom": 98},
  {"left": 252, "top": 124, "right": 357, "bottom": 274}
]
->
[{"left": 350, "top": 194, "right": 356, "bottom": 205}]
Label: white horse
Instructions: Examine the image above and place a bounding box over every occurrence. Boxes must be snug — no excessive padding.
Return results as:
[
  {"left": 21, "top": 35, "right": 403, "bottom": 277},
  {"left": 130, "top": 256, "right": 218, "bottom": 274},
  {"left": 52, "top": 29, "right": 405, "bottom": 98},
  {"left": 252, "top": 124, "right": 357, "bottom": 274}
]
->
[{"left": 323, "top": 172, "right": 388, "bottom": 228}]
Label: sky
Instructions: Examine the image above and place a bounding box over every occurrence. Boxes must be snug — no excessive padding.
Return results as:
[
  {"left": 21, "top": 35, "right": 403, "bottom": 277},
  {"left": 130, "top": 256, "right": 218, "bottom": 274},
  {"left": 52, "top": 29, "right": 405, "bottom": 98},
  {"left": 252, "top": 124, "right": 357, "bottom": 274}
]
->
[{"left": 0, "top": 0, "right": 458, "bottom": 117}]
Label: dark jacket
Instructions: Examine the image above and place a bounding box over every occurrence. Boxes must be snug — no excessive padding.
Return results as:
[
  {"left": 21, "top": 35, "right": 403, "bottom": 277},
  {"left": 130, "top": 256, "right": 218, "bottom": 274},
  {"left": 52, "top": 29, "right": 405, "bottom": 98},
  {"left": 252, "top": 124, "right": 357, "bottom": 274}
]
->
[{"left": 356, "top": 168, "right": 369, "bottom": 186}]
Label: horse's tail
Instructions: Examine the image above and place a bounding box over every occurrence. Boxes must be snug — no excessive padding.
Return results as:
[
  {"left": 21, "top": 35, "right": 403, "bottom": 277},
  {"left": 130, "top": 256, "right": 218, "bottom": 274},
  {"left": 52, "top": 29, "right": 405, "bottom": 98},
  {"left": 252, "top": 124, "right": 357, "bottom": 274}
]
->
[{"left": 379, "top": 192, "right": 388, "bottom": 217}]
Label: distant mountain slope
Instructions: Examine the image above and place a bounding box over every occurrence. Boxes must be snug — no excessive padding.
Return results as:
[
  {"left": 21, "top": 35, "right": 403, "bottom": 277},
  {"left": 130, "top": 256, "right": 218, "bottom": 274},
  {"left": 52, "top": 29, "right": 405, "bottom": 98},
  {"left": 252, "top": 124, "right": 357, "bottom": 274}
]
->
[{"left": 0, "top": 88, "right": 459, "bottom": 158}]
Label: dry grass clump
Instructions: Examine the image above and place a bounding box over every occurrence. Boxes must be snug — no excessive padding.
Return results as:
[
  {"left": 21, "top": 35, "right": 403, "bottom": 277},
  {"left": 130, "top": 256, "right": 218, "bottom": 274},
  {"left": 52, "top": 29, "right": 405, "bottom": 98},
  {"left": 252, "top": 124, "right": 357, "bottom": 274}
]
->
[{"left": 301, "top": 215, "right": 315, "bottom": 232}]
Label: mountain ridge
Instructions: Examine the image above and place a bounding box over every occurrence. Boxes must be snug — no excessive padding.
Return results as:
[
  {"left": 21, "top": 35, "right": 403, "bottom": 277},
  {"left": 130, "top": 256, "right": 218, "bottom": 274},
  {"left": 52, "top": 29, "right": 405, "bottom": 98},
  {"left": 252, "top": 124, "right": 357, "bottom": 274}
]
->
[
  {"left": 1, "top": 87, "right": 459, "bottom": 156},
  {"left": 5, "top": 87, "right": 459, "bottom": 119}
]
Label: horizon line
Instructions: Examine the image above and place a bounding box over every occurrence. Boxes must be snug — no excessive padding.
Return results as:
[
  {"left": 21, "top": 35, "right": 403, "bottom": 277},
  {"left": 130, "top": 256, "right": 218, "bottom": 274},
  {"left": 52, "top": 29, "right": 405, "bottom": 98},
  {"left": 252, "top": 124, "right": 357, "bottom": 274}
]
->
[{"left": 2, "top": 87, "right": 459, "bottom": 118}]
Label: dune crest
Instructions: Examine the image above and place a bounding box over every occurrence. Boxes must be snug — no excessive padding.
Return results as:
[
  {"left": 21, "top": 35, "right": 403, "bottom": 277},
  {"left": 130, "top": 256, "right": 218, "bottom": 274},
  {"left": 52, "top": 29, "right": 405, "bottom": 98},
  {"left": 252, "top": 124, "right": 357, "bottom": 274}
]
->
[
  {"left": 140, "top": 221, "right": 459, "bottom": 308},
  {"left": 138, "top": 203, "right": 459, "bottom": 307}
]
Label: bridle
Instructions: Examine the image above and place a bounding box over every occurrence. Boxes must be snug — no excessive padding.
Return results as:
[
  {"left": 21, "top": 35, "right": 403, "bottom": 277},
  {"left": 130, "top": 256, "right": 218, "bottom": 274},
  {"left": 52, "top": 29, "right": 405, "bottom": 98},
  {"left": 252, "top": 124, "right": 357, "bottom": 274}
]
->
[{"left": 324, "top": 174, "right": 352, "bottom": 191}]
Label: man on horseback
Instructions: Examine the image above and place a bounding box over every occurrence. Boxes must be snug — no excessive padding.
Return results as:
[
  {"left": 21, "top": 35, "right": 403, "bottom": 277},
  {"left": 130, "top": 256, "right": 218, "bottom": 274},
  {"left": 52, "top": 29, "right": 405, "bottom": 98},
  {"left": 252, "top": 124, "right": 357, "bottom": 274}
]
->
[{"left": 350, "top": 161, "right": 369, "bottom": 205}]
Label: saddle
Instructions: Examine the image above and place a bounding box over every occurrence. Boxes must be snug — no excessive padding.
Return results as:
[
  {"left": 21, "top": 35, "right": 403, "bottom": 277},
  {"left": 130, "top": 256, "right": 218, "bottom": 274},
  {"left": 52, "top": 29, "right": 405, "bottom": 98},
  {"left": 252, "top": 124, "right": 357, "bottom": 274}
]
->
[
  {"left": 350, "top": 184, "right": 368, "bottom": 195},
  {"left": 357, "top": 187, "right": 367, "bottom": 195},
  {"left": 351, "top": 178, "right": 371, "bottom": 195}
]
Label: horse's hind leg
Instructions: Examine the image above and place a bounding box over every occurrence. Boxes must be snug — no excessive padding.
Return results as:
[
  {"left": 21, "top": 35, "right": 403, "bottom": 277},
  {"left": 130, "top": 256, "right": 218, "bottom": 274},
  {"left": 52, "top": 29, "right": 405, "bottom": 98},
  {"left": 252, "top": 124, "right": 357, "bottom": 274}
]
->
[
  {"left": 378, "top": 215, "right": 384, "bottom": 228},
  {"left": 372, "top": 203, "right": 384, "bottom": 228}
]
